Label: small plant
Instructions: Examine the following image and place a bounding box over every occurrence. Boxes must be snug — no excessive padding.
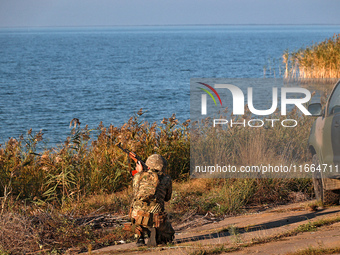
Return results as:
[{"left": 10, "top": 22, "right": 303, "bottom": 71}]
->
[
  {"left": 296, "top": 221, "right": 317, "bottom": 232},
  {"left": 228, "top": 225, "right": 242, "bottom": 244}
]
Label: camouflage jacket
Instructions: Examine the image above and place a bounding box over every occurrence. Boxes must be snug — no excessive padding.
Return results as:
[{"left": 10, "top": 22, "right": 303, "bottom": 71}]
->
[{"left": 131, "top": 169, "right": 172, "bottom": 218}]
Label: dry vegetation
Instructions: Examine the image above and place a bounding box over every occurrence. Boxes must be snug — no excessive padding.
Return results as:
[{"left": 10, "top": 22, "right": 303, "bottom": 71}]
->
[
  {"left": 0, "top": 107, "right": 318, "bottom": 253},
  {"left": 0, "top": 111, "right": 190, "bottom": 207},
  {"left": 283, "top": 34, "right": 340, "bottom": 81},
  {"left": 191, "top": 106, "right": 315, "bottom": 170}
]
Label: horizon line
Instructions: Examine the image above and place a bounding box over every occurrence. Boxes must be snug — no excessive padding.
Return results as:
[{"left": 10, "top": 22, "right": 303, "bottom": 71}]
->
[{"left": 1, "top": 23, "right": 340, "bottom": 29}]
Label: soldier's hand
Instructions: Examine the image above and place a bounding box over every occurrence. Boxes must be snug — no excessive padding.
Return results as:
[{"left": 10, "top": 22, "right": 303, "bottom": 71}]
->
[{"left": 135, "top": 161, "right": 143, "bottom": 173}]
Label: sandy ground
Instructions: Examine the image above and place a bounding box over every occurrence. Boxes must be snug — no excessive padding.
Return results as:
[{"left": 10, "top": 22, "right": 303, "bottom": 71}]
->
[{"left": 89, "top": 201, "right": 340, "bottom": 255}]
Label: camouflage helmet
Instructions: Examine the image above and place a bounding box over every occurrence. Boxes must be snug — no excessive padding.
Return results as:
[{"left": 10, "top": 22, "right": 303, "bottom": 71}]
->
[{"left": 145, "top": 154, "right": 167, "bottom": 171}]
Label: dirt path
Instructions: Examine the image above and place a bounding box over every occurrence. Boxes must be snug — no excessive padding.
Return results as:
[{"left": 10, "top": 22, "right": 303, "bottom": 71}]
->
[
  {"left": 90, "top": 201, "right": 340, "bottom": 255},
  {"left": 230, "top": 222, "right": 340, "bottom": 255}
]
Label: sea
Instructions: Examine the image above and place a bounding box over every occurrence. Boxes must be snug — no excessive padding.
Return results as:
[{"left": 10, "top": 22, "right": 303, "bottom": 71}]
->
[{"left": 0, "top": 25, "right": 340, "bottom": 147}]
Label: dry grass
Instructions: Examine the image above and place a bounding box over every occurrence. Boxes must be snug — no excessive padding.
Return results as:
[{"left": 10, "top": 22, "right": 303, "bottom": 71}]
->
[
  {"left": 0, "top": 213, "right": 39, "bottom": 254},
  {"left": 0, "top": 178, "right": 314, "bottom": 254},
  {"left": 169, "top": 178, "right": 312, "bottom": 221},
  {"left": 191, "top": 106, "right": 315, "bottom": 171},
  {"left": 286, "top": 246, "right": 340, "bottom": 255},
  {"left": 0, "top": 108, "right": 320, "bottom": 253},
  {"left": 0, "top": 207, "right": 134, "bottom": 254}
]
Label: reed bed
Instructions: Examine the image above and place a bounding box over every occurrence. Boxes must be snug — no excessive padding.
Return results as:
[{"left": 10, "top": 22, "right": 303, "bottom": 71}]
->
[
  {"left": 0, "top": 110, "right": 190, "bottom": 207},
  {"left": 283, "top": 34, "right": 340, "bottom": 81},
  {"left": 0, "top": 108, "right": 315, "bottom": 206}
]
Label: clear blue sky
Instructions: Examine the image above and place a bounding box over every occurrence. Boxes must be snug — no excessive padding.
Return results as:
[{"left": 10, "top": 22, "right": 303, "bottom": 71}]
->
[{"left": 0, "top": 0, "right": 340, "bottom": 27}]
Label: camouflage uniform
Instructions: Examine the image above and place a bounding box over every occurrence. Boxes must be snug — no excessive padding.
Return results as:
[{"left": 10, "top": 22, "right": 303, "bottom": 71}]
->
[{"left": 129, "top": 154, "right": 175, "bottom": 245}]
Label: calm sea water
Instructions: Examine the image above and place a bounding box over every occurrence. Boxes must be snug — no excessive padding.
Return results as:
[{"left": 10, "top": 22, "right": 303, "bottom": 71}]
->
[{"left": 0, "top": 25, "right": 340, "bottom": 146}]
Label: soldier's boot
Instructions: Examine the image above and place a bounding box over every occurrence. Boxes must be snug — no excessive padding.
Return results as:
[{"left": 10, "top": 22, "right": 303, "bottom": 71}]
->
[
  {"left": 156, "top": 221, "right": 175, "bottom": 244},
  {"left": 147, "top": 227, "right": 157, "bottom": 247},
  {"left": 157, "top": 232, "right": 175, "bottom": 244},
  {"left": 136, "top": 235, "right": 145, "bottom": 247},
  {"left": 133, "top": 225, "right": 146, "bottom": 247}
]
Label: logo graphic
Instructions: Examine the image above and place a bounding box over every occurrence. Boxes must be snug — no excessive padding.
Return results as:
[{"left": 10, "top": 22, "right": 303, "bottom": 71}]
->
[
  {"left": 198, "top": 82, "right": 312, "bottom": 116},
  {"left": 197, "top": 82, "right": 222, "bottom": 115}
]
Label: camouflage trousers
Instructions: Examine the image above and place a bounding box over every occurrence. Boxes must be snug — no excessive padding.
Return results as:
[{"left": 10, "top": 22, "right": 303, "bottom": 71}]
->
[{"left": 124, "top": 210, "right": 175, "bottom": 244}]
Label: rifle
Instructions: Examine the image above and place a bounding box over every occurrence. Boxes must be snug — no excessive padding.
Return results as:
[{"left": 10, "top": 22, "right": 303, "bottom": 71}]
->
[{"left": 116, "top": 143, "right": 148, "bottom": 176}]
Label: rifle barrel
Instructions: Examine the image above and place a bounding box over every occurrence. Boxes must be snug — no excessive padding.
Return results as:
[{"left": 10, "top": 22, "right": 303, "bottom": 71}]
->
[{"left": 116, "top": 143, "right": 148, "bottom": 171}]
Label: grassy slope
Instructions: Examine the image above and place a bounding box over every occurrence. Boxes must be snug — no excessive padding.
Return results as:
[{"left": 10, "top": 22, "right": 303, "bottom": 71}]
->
[{"left": 0, "top": 105, "right": 323, "bottom": 253}]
